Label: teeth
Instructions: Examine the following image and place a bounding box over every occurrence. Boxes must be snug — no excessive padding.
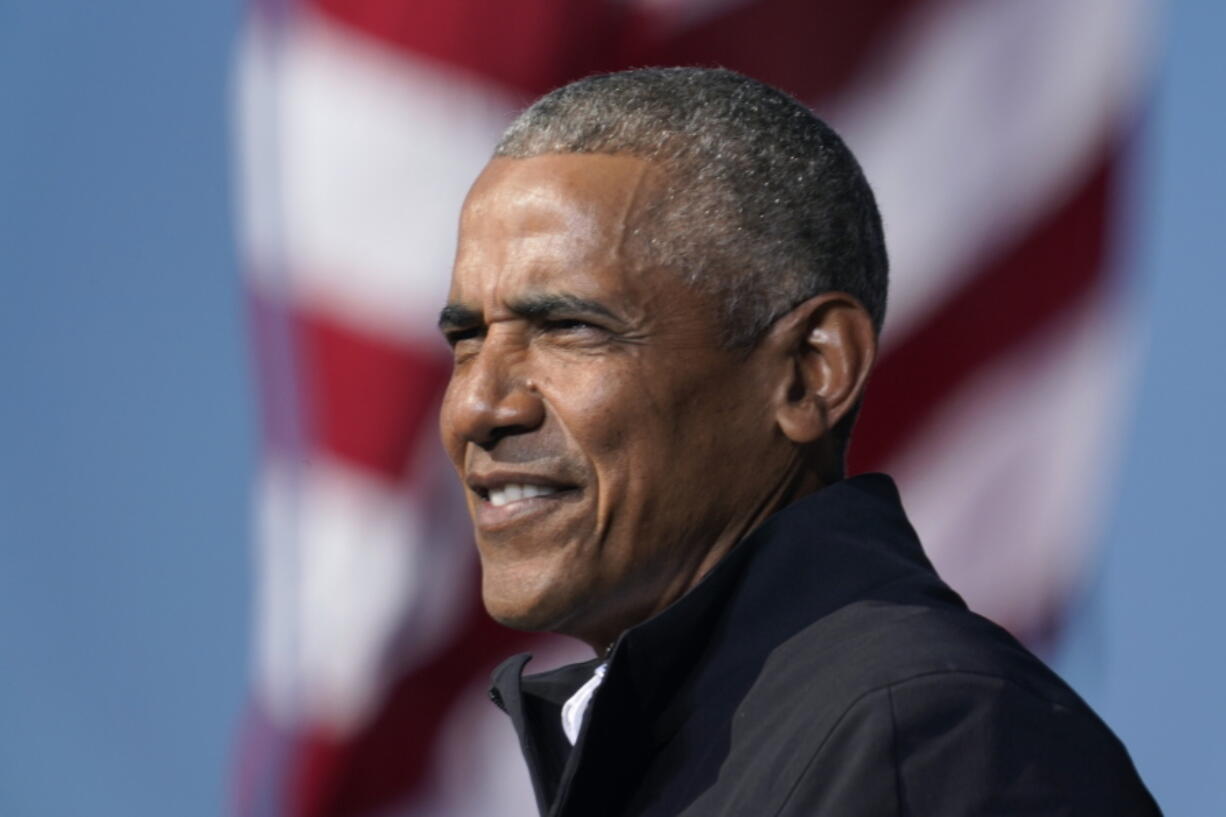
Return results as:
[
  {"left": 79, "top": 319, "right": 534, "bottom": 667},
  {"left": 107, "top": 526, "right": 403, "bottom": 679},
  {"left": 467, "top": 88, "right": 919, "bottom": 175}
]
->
[{"left": 487, "top": 483, "right": 561, "bottom": 508}]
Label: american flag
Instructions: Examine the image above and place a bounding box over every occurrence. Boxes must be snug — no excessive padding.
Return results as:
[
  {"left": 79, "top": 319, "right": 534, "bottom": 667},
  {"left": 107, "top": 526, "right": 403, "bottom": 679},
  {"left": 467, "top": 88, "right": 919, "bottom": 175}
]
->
[{"left": 232, "top": 1, "right": 1152, "bottom": 814}]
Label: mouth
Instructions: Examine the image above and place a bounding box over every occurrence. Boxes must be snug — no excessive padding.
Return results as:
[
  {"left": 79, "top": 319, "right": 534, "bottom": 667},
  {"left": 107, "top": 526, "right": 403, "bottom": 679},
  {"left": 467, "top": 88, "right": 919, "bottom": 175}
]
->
[{"left": 466, "top": 472, "right": 582, "bottom": 529}]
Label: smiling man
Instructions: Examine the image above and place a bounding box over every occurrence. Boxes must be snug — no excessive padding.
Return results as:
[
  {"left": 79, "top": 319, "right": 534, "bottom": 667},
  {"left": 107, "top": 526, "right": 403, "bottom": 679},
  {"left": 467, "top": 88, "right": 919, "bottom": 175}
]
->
[{"left": 438, "top": 68, "right": 1158, "bottom": 817}]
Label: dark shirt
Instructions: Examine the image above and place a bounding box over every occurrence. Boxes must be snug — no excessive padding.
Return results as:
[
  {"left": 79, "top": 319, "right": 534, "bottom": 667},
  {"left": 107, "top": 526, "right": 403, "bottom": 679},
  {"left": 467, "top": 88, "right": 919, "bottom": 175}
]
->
[{"left": 490, "top": 474, "right": 1161, "bottom": 817}]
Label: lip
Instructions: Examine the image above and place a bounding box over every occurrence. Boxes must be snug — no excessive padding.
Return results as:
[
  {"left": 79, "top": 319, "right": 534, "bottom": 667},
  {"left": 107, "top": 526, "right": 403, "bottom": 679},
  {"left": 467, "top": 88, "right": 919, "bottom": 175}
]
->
[{"left": 466, "top": 469, "right": 583, "bottom": 533}]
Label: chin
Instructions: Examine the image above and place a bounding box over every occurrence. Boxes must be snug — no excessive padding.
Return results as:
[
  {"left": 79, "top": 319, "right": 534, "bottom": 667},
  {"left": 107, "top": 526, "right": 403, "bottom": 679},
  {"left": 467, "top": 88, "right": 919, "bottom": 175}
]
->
[
  {"left": 483, "top": 598, "right": 551, "bottom": 632},
  {"left": 481, "top": 573, "right": 575, "bottom": 634}
]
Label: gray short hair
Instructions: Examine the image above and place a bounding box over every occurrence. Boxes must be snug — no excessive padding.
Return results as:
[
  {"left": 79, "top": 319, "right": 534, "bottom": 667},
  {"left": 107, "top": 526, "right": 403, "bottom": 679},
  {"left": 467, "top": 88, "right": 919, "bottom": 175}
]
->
[{"left": 495, "top": 67, "right": 888, "bottom": 348}]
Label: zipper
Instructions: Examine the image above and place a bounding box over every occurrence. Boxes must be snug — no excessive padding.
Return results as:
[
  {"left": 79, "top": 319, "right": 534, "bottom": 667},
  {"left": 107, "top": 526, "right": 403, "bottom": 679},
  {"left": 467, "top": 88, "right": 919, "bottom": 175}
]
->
[{"left": 488, "top": 686, "right": 506, "bottom": 712}]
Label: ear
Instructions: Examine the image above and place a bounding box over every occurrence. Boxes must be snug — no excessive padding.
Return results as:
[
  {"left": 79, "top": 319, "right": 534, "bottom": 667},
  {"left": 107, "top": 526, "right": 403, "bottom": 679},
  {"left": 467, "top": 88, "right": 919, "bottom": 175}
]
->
[{"left": 768, "top": 292, "right": 877, "bottom": 445}]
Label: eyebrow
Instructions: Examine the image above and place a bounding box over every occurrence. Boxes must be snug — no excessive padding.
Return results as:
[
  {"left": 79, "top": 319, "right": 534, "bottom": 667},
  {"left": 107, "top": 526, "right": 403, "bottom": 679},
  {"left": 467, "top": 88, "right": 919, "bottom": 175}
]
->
[
  {"left": 437, "top": 293, "right": 618, "bottom": 332},
  {"left": 437, "top": 303, "right": 480, "bottom": 332},
  {"left": 510, "top": 293, "right": 618, "bottom": 322}
]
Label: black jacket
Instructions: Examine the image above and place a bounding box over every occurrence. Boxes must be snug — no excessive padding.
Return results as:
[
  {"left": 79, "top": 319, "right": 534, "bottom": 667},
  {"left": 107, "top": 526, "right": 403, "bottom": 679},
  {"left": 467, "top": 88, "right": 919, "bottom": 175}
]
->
[{"left": 490, "top": 475, "right": 1160, "bottom": 816}]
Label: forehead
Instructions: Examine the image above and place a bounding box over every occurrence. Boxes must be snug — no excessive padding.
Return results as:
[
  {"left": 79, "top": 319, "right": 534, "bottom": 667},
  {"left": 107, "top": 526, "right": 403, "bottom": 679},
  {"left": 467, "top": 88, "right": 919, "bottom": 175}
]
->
[{"left": 450, "top": 153, "right": 662, "bottom": 304}]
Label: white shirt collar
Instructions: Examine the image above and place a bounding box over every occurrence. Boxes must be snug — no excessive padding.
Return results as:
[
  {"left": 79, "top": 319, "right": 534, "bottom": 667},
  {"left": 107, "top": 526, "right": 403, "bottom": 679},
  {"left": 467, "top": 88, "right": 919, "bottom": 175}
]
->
[{"left": 560, "top": 662, "right": 608, "bottom": 745}]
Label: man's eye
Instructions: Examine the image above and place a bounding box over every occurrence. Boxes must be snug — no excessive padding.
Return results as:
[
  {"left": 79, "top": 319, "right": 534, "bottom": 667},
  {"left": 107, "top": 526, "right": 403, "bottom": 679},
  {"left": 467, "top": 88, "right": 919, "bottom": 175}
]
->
[
  {"left": 444, "top": 327, "right": 482, "bottom": 348},
  {"left": 449, "top": 337, "right": 483, "bottom": 367},
  {"left": 544, "top": 318, "right": 602, "bottom": 333},
  {"left": 445, "top": 329, "right": 485, "bottom": 363}
]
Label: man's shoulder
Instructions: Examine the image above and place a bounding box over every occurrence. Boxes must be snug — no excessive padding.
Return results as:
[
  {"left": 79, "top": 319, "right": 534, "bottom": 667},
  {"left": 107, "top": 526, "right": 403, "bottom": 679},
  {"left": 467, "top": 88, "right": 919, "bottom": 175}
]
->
[
  {"left": 704, "top": 599, "right": 1160, "bottom": 816},
  {"left": 735, "top": 594, "right": 1104, "bottom": 741},
  {"left": 763, "top": 596, "right": 1073, "bottom": 706},
  {"left": 720, "top": 595, "right": 1122, "bottom": 767}
]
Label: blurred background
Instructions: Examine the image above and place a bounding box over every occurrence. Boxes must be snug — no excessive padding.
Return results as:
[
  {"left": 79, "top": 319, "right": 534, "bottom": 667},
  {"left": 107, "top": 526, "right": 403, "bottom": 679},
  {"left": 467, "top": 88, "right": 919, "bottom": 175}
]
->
[{"left": 1, "top": 0, "right": 1222, "bottom": 815}]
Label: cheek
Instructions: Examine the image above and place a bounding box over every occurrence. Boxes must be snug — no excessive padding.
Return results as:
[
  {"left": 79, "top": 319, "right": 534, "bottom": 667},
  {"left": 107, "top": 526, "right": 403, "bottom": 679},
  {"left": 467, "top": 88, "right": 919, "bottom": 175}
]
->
[{"left": 539, "top": 358, "right": 636, "bottom": 449}]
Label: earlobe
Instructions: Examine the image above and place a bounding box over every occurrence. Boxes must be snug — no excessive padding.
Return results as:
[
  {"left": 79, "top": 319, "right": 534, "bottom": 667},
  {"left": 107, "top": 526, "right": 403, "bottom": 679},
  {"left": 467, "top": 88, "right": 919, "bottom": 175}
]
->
[{"left": 772, "top": 293, "right": 877, "bottom": 445}]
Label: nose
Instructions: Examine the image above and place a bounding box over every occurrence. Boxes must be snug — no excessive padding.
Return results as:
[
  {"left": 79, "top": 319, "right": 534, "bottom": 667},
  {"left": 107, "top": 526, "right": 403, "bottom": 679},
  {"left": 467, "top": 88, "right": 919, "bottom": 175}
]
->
[{"left": 441, "top": 338, "right": 545, "bottom": 451}]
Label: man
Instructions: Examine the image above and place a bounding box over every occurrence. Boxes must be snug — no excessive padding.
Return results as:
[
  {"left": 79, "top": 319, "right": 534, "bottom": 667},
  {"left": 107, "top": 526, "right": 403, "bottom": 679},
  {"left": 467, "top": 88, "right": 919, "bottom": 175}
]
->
[{"left": 437, "top": 68, "right": 1158, "bottom": 816}]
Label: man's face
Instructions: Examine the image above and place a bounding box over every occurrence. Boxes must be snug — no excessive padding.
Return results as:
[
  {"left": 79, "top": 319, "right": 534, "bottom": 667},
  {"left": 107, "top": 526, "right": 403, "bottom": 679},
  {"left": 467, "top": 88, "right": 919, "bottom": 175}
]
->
[{"left": 439, "top": 154, "right": 787, "bottom": 649}]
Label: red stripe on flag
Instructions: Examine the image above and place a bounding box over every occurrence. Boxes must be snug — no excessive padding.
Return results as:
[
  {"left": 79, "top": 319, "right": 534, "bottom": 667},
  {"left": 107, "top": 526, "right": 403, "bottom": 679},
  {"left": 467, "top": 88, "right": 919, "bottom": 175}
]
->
[
  {"left": 291, "top": 731, "right": 343, "bottom": 817},
  {"left": 298, "top": 308, "right": 451, "bottom": 481},
  {"left": 306, "top": 0, "right": 931, "bottom": 104},
  {"left": 308, "top": 0, "right": 636, "bottom": 98},
  {"left": 850, "top": 150, "right": 1119, "bottom": 473}
]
